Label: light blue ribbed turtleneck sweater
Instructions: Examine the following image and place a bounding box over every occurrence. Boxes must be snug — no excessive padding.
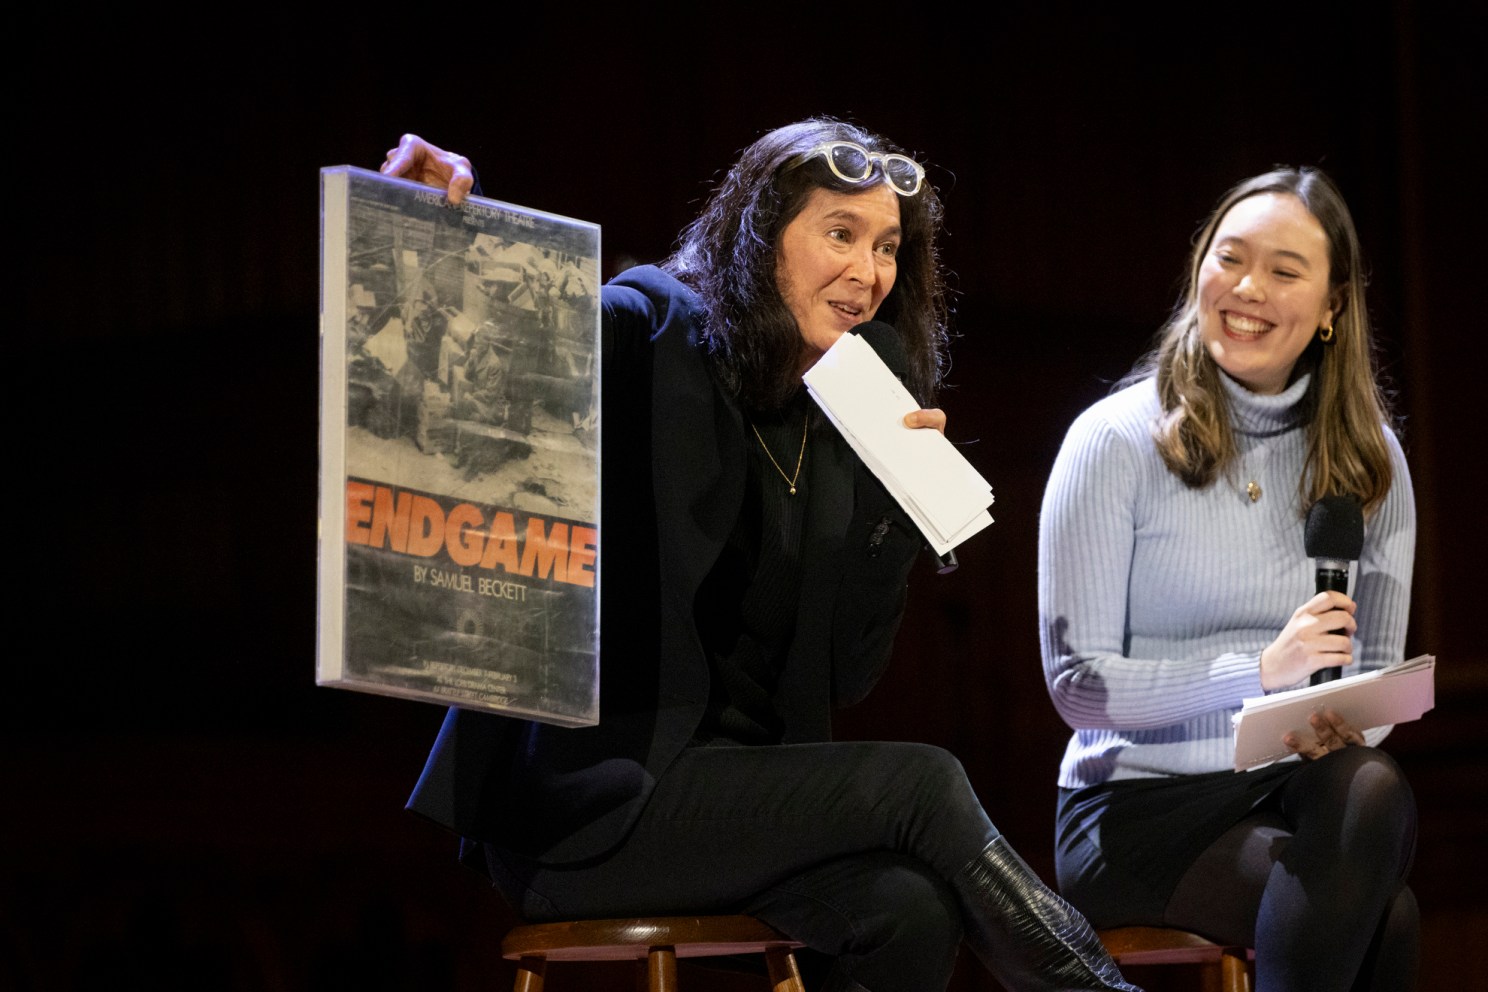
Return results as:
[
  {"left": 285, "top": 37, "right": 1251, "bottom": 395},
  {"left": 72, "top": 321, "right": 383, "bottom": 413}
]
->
[{"left": 1037, "top": 373, "right": 1415, "bottom": 789}]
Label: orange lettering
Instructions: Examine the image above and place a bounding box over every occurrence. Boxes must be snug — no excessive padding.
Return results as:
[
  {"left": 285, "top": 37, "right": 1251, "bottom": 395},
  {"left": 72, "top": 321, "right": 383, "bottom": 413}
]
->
[
  {"left": 568, "top": 526, "right": 597, "bottom": 588},
  {"left": 346, "top": 481, "right": 374, "bottom": 545},
  {"left": 406, "top": 495, "right": 445, "bottom": 557},
  {"left": 479, "top": 512, "right": 521, "bottom": 573},
  {"left": 368, "top": 486, "right": 413, "bottom": 552},
  {"left": 520, "top": 518, "right": 567, "bottom": 581},
  {"left": 446, "top": 503, "right": 486, "bottom": 567}
]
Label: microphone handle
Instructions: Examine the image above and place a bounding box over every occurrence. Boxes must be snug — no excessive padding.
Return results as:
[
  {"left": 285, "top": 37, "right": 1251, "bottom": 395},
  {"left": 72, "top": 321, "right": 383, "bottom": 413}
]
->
[{"left": 1309, "top": 564, "right": 1350, "bottom": 686}]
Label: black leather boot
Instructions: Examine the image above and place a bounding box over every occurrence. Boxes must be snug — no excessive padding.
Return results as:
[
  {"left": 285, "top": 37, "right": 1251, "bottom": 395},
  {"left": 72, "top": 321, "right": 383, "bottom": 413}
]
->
[{"left": 959, "top": 837, "right": 1142, "bottom": 992}]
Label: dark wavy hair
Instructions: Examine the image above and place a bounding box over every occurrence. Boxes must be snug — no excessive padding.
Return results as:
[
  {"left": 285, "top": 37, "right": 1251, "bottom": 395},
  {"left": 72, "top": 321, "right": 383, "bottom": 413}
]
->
[
  {"left": 1126, "top": 166, "right": 1397, "bottom": 513},
  {"left": 663, "top": 117, "right": 950, "bottom": 412}
]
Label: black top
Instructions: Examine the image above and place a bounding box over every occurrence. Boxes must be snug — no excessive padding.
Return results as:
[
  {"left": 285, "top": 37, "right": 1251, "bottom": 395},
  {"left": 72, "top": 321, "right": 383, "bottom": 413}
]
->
[
  {"left": 694, "top": 394, "right": 814, "bottom": 745},
  {"left": 407, "top": 266, "right": 925, "bottom": 865}
]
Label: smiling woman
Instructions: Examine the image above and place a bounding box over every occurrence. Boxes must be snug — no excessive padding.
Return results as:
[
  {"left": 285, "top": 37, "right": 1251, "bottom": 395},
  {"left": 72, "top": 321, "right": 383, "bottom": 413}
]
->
[
  {"left": 1037, "top": 166, "right": 1419, "bottom": 991},
  {"left": 1196, "top": 192, "right": 1338, "bottom": 396},
  {"left": 1143, "top": 167, "right": 1396, "bottom": 511}
]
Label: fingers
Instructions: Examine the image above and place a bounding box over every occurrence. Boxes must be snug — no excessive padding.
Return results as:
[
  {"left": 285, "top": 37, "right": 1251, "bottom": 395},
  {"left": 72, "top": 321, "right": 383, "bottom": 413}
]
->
[
  {"left": 380, "top": 133, "right": 425, "bottom": 178},
  {"left": 1308, "top": 589, "right": 1358, "bottom": 618},
  {"left": 379, "top": 133, "right": 475, "bottom": 205},
  {"left": 1294, "top": 593, "right": 1357, "bottom": 676},
  {"left": 444, "top": 158, "right": 476, "bottom": 204},
  {"left": 1296, "top": 592, "right": 1358, "bottom": 633},
  {"left": 1283, "top": 732, "right": 1332, "bottom": 761},
  {"left": 1261, "top": 593, "right": 1359, "bottom": 690},
  {"left": 903, "top": 408, "right": 947, "bottom": 434},
  {"left": 1313, "top": 707, "right": 1366, "bottom": 746},
  {"left": 1304, "top": 597, "right": 1357, "bottom": 681},
  {"left": 1283, "top": 708, "right": 1364, "bottom": 760}
]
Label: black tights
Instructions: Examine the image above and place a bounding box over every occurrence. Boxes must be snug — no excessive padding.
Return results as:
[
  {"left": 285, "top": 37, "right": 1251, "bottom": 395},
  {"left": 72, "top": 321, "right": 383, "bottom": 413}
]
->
[{"left": 1163, "top": 747, "right": 1418, "bottom": 992}]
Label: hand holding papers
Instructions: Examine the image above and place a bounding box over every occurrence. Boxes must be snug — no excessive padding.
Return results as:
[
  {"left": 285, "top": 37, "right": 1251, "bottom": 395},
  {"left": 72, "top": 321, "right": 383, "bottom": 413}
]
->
[
  {"left": 1231, "top": 654, "right": 1436, "bottom": 770},
  {"left": 803, "top": 328, "right": 994, "bottom": 558}
]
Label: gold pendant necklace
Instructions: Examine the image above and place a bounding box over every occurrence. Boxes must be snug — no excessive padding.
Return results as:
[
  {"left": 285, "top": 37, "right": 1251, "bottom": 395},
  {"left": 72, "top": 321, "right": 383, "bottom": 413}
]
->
[
  {"left": 1243, "top": 438, "right": 1272, "bottom": 503},
  {"left": 751, "top": 417, "right": 808, "bottom": 495}
]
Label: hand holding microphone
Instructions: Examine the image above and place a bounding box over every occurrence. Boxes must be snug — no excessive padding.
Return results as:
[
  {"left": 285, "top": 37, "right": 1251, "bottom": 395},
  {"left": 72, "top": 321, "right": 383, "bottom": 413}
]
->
[
  {"left": 1258, "top": 495, "right": 1364, "bottom": 691},
  {"left": 1304, "top": 495, "right": 1364, "bottom": 686}
]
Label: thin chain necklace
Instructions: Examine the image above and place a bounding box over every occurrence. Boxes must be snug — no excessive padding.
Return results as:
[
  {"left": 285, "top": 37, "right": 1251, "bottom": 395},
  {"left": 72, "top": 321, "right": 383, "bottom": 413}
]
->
[
  {"left": 1242, "top": 437, "right": 1274, "bottom": 503},
  {"left": 751, "top": 417, "right": 809, "bottom": 495}
]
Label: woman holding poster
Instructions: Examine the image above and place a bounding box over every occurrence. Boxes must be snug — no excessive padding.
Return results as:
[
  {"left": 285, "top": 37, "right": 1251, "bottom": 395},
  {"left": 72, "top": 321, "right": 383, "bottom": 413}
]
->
[{"left": 386, "top": 120, "right": 1139, "bottom": 992}]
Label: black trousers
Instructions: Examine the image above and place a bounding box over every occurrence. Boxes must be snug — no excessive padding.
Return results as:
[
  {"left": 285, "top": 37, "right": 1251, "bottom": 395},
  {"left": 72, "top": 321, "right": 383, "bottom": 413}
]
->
[
  {"left": 1058, "top": 746, "right": 1418, "bottom": 992},
  {"left": 484, "top": 741, "right": 1001, "bottom": 991}
]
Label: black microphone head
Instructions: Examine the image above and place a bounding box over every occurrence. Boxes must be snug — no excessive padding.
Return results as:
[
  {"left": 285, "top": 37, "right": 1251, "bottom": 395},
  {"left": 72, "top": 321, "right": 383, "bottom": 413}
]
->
[
  {"left": 852, "top": 320, "right": 909, "bottom": 386},
  {"left": 1305, "top": 494, "right": 1364, "bottom": 561}
]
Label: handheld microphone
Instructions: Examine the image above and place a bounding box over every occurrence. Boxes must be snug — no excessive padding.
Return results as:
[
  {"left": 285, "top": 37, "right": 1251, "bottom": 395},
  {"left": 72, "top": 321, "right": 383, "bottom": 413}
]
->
[
  {"left": 852, "top": 321, "right": 910, "bottom": 385},
  {"left": 850, "top": 322, "right": 958, "bottom": 574},
  {"left": 1303, "top": 494, "right": 1364, "bottom": 685}
]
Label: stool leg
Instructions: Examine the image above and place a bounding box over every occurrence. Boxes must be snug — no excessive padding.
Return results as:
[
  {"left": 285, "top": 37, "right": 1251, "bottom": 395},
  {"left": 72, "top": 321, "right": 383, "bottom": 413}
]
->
[
  {"left": 646, "top": 947, "right": 678, "bottom": 992},
  {"left": 765, "top": 947, "right": 806, "bottom": 992},
  {"left": 1220, "top": 948, "right": 1252, "bottom": 992},
  {"left": 512, "top": 955, "right": 545, "bottom": 992}
]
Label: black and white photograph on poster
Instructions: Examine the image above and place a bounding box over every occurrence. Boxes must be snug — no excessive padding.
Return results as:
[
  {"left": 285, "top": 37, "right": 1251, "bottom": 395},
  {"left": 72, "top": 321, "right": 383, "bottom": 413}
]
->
[{"left": 319, "top": 166, "right": 601, "bottom": 728}]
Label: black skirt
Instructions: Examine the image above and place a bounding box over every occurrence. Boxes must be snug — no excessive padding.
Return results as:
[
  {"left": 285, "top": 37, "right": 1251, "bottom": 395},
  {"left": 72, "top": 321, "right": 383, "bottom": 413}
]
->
[{"left": 1055, "top": 760, "right": 1300, "bottom": 926}]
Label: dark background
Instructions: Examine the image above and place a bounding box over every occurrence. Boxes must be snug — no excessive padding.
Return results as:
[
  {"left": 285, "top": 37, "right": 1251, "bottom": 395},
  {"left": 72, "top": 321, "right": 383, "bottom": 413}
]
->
[{"left": 10, "top": 4, "right": 1483, "bottom": 990}]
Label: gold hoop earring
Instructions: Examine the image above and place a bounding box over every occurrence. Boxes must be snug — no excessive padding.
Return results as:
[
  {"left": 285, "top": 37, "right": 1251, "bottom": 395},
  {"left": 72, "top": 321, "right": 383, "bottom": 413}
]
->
[{"left": 1319, "top": 324, "right": 1336, "bottom": 344}]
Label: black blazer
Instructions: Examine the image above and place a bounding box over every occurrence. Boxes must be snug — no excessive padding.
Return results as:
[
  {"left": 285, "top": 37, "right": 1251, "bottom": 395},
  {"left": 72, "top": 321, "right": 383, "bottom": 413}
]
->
[{"left": 406, "top": 266, "right": 924, "bottom": 864}]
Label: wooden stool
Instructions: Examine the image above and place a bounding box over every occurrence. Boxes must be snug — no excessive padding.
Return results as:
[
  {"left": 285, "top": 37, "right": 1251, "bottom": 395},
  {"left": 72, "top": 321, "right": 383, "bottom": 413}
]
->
[
  {"left": 501, "top": 914, "right": 808, "bottom": 992},
  {"left": 1099, "top": 926, "right": 1254, "bottom": 992}
]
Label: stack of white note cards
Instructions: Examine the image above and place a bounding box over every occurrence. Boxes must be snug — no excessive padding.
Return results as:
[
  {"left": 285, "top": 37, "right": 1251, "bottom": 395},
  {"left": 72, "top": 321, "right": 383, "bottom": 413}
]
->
[
  {"left": 804, "top": 332, "right": 994, "bottom": 557},
  {"left": 1231, "top": 654, "right": 1436, "bottom": 770}
]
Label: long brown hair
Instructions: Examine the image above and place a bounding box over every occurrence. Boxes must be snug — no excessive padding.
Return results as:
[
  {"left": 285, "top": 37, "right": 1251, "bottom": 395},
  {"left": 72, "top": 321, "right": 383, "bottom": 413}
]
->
[
  {"left": 664, "top": 117, "right": 950, "bottom": 412},
  {"left": 1125, "top": 166, "right": 1397, "bottom": 514}
]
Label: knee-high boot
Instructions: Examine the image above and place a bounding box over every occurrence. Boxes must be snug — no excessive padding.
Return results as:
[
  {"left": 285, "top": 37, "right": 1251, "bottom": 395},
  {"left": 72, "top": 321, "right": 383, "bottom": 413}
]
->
[{"left": 959, "top": 837, "right": 1142, "bottom": 992}]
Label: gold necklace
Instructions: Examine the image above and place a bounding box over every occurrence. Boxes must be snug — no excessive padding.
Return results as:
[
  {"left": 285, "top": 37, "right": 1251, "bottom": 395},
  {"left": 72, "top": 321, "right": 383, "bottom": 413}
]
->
[
  {"left": 1243, "top": 438, "right": 1273, "bottom": 503},
  {"left": 751, "top": 417, "right": 808, "bottom": 495}
]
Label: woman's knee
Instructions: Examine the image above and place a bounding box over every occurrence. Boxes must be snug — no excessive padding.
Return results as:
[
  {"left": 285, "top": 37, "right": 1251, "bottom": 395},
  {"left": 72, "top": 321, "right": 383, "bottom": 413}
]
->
[
  {"left": 888, "top": 743, "right": 977, "bottom": 806},
  {"left": 1294, "top": 747, "right": 1414, "bottom": 817},
  {"left": 1342, "top": 745, "right": 1411, "bottom": 792},
  {"left": 1290, "top": 747, "right": 1417, "bottom": 874}
]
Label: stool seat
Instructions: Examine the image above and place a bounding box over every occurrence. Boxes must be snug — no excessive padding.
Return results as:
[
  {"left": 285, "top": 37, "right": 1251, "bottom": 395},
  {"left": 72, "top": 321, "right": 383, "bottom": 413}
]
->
[
  {"left": 502, "top": 914, "right": 807, "bottom": 991},
  {"left": 1099, "top": 926, "right": 1254, "bottom": 992}
]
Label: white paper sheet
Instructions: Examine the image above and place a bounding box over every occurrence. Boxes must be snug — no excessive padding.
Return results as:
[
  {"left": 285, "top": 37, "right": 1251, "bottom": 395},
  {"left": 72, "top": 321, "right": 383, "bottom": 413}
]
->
[
  {"left": 803, "top": 332, "right": 993, "bottom": 556},
  {"left": 1231, "top": 654, "right": 1436, "bottom": 770}
]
